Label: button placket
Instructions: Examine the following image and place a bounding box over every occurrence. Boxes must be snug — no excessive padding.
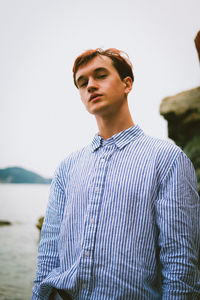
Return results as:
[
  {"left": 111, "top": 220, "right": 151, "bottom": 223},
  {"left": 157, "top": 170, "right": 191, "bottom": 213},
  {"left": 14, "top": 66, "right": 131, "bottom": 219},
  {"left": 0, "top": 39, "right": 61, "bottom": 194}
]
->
[{"left": 78, "top": 148, "right": 113, "bottom": 290}]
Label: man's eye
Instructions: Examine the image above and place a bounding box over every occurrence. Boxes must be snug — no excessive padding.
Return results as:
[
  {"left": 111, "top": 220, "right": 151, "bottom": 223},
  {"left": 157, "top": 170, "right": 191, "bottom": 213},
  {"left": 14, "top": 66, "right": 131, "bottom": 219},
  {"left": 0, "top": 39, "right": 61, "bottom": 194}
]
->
[
  {"left": 97, "top": 74, "right": 107, "bottom": 79},
  {"left": 79, "top": 81, "right": 87, "bottom": 88}
]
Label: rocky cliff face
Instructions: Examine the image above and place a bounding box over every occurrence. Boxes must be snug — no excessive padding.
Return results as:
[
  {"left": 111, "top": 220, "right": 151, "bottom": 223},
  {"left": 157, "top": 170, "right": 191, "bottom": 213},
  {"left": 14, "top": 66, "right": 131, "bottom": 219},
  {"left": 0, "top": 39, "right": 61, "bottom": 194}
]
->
[
  {"left": 160, "top": 31, "right": 200, "bottom": 194},
  {"left": 160, "top": 87, "right": 200, "bottom": 194}
]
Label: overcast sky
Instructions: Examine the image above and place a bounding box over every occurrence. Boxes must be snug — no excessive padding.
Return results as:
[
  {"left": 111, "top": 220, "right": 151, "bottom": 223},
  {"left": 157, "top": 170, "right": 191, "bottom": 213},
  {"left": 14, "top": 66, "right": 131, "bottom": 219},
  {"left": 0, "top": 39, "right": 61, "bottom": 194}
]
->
[{"left": 0, "top": 0, "right": 199, "bottom": 177}]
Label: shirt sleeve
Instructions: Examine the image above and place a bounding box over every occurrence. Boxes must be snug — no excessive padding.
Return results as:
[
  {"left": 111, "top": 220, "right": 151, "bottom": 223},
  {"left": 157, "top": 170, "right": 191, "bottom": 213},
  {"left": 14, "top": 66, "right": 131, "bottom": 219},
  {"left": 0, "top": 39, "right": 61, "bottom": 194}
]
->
[
  {"left": 156, "top": 151, "right": 200, "bottom": 299},
  {"left": 32, "top": 165, "right": 66, "bottom": 300}
]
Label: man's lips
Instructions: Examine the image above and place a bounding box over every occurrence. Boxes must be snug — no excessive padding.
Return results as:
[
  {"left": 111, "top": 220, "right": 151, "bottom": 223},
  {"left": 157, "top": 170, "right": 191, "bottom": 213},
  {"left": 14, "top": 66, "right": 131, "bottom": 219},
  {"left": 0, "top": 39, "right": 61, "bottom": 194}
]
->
[{"left": 89, "top": 94, "right": 103, "bottom": 102}]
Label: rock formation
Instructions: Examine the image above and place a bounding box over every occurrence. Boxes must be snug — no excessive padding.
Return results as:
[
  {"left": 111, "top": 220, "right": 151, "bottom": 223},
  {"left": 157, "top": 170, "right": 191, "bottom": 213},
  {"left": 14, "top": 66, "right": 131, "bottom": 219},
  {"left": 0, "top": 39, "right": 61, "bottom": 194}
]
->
[
  {"left": 195, "top": 31, "right": 200, "bottom": 62},
  {"left": 0, "top": 220, "right": 12, "bottom": 226},
  {"left": 36, "top": 216, "right": 44, "bottom": 231},
  {"left": 160, "top": 31, "right": 200, "bottom": 194}
]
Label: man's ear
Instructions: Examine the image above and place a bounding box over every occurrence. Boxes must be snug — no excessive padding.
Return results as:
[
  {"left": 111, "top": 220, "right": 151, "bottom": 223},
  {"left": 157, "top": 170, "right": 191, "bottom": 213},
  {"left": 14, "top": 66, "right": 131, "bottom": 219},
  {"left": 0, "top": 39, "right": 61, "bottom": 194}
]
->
[{"left": 123, "top": 76, "right": 133, "bottom": 94}]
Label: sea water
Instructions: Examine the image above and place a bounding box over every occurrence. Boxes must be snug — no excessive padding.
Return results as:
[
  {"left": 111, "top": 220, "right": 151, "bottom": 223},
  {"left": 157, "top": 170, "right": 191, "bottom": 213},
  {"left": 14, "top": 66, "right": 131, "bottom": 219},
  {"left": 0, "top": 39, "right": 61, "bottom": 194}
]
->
[{"left": 0, "top": 184, "right": 50, "bottom": 300}]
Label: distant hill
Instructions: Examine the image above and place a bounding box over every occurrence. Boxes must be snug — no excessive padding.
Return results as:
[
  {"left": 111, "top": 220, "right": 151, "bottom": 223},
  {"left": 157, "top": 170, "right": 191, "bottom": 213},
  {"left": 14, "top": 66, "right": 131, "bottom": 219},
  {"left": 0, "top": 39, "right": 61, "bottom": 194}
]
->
[{"left": 0, "top": 167, "right": 52, "bottom": 184}]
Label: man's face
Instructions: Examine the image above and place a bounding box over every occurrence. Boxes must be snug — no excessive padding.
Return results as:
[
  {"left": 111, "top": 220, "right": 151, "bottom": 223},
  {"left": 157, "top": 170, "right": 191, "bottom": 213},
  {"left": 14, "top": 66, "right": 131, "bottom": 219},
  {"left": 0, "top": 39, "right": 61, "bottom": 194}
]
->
[{"left": 75, "top": 55, "right": 132, "bottom": 117}]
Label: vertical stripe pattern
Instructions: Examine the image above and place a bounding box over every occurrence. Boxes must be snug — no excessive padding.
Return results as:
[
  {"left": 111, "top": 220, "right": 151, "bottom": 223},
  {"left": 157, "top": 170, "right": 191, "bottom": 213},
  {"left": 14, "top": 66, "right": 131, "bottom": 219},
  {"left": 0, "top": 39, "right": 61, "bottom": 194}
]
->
[{"left": 32, "top": 125, "right": 200, "bottom": 300}]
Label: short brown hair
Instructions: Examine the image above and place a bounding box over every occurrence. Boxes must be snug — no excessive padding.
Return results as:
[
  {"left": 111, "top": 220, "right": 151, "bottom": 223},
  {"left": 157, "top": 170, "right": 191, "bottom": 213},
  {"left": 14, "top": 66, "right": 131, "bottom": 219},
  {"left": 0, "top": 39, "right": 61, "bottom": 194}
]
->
[{"left": 73, "top": 48, "right": 134, "bottom": 87}]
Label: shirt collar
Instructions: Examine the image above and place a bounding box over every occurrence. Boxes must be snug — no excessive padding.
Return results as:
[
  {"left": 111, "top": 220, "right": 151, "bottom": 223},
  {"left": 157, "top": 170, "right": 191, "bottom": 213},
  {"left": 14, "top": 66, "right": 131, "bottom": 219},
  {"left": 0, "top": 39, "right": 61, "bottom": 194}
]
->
[{"left": 91, "top": 125, "right": 144, "bottom": 152}]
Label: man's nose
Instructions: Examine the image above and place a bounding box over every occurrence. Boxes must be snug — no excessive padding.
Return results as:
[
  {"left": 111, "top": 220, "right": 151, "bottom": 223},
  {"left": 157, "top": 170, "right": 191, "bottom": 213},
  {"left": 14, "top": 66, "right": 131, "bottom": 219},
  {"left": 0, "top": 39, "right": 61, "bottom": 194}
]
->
[{"left": 87, "top": 77, "right": 98, "bottom": 93}]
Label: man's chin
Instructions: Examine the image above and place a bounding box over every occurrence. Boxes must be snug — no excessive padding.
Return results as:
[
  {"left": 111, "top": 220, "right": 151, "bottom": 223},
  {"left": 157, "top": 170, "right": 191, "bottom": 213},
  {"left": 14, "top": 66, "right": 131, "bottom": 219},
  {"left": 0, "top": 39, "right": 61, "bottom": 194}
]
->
[{"left": 87, "top": 104, "right": 108, "bottom": 116}]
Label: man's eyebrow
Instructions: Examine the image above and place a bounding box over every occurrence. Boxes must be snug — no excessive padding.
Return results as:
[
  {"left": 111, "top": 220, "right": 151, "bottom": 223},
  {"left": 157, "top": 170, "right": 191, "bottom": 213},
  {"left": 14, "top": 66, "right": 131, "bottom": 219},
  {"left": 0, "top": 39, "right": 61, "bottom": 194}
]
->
[
  {"left": 76, "top": 67, "right": 108, "bottom": 85},
  {"left": 93, "top": 67, "right": 108, "bottom": 73}
]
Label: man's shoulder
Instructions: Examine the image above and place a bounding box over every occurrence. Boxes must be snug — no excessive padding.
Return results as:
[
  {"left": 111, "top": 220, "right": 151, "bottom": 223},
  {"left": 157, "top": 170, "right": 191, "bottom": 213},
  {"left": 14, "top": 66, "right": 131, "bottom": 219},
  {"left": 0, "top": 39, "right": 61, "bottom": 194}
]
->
[
  {"left": 136, "top": 133, "right": 185, "bottom": 173},
  {"left": 136, "top": 132, "right": 182, "bottom": 158},
  {"left": 140, "top": 133, "right": 191, "bottom": 182}
]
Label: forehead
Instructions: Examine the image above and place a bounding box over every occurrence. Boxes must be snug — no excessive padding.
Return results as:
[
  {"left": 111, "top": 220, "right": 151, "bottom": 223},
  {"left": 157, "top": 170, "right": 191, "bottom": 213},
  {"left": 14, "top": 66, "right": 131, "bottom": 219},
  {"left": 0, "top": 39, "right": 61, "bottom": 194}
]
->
[{"left": 75, "top": 55, "right": 116, "bottom": 80}]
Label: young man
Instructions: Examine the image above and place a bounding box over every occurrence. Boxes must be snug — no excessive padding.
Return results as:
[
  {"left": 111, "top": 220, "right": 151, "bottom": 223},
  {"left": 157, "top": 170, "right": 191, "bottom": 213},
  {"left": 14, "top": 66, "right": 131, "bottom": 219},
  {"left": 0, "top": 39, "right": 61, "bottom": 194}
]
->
[{"left": 32, "top": 48, "right": 200, "bottom": 299}]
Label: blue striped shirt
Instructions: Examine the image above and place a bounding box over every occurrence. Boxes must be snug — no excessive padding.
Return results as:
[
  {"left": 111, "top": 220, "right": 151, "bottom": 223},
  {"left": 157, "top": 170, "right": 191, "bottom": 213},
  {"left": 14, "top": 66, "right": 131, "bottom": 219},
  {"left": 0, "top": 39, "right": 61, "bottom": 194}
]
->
[{"left": 32, "top": 125, "right": 200, "bottom": 299}]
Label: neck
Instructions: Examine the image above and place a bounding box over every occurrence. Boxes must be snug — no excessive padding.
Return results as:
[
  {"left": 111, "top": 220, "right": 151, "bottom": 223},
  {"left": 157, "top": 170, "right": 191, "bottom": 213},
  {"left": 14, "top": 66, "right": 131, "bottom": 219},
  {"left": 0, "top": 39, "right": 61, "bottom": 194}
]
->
[{"left": 95, "top": 101, "right": 134, "bottom": 140}]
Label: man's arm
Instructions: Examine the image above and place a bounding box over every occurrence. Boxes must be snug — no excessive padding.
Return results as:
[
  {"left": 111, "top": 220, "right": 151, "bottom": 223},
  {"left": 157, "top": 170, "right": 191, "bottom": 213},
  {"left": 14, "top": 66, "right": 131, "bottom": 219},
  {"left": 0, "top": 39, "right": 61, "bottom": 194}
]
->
[
  {"left": 156, "top": 151, "right": 200, "bottom": 299},
  {"left": 32, "top": 165, "right": 66, "bottom": 300}
]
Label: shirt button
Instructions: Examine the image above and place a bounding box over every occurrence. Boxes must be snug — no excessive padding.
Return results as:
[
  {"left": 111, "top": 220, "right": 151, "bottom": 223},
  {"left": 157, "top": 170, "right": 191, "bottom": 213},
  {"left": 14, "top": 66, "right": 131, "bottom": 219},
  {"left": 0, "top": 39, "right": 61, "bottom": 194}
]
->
[
  {"left": 82, "top": 283, "right": 87, "bottom": 289},
  {"left": 100, "top": 158, "right": 105, "bottom": 163},
  {"left": 85, "top": 250, "right": 90, "bottom": 257},
  {"left": 90, "top": 218, "right": 95, "bottom": 224},
  {"left": 95, "top": 187, "right": 99, "bottom": 192}
]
